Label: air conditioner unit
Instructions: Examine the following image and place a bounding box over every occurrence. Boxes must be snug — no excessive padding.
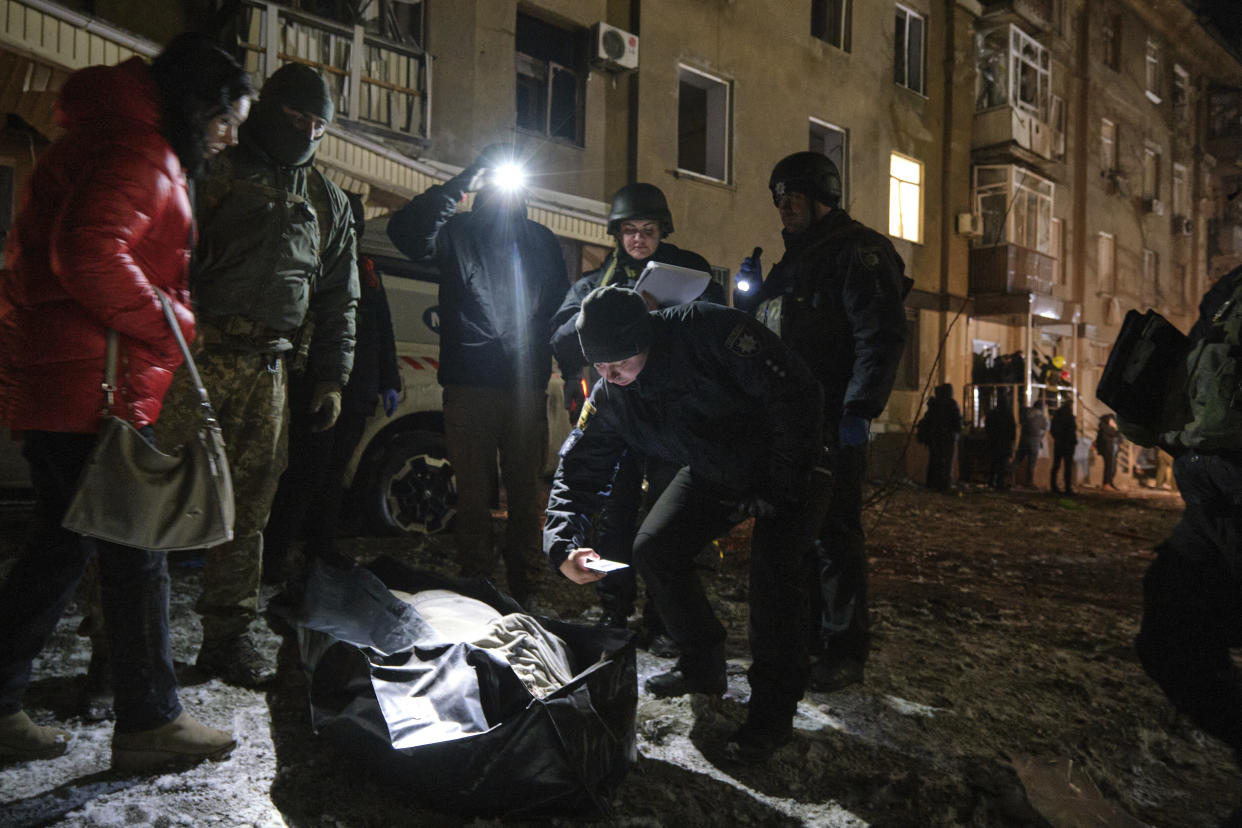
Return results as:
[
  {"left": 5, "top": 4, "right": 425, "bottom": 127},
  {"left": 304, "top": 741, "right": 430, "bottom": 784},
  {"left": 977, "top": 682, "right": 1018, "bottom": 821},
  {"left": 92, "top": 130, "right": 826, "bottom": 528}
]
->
[
  {"left": 956, "top": 212, "right": 984, "bottom": 237},
  {"left": 591, "top": 22, "right": 639, "bottom": 71},
  {"left": 1144, "top": 197, "right": 1165, "bottom": 216}
]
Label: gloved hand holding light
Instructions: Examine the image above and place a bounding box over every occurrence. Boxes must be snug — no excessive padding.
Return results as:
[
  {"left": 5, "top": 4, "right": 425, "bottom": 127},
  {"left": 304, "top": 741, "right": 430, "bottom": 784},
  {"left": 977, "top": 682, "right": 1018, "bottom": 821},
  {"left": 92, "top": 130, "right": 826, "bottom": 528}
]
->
[{"left": 735, "top": 246, "right": 762, "bottom": 295}]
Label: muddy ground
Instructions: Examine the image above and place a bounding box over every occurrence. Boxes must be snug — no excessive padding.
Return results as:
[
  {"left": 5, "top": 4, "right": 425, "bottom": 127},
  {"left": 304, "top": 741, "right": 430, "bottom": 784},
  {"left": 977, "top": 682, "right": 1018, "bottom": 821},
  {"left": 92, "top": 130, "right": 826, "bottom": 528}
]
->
[{"left": 0, "top": 478, "right": 1238, "bottom": 827}]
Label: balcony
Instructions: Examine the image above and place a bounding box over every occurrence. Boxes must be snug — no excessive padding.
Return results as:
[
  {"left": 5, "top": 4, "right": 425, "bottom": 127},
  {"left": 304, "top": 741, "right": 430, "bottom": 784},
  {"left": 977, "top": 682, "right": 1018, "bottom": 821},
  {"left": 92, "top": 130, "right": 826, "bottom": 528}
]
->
[
  {"left": 969, "top": 243, "right": 1073, "bottom": 321},
  {"left": 239, "top": 0, "right": 430, "bottom": 152},
  {"left": 974, "top": 105, "right": 1053, "bottom": 162}
]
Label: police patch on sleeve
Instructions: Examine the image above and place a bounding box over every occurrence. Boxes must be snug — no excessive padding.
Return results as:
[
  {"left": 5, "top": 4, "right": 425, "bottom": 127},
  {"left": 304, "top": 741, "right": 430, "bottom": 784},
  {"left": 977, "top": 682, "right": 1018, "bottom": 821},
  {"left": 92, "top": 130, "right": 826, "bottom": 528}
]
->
[
  {"left": 576, "top": 399, "right": 596, "bottom": 431},
  {"left": 856, "top": 246, "right": 882, "bottom": 271},
  {"left": 724, "top": 322, "right": 761, "bottom": 357}
]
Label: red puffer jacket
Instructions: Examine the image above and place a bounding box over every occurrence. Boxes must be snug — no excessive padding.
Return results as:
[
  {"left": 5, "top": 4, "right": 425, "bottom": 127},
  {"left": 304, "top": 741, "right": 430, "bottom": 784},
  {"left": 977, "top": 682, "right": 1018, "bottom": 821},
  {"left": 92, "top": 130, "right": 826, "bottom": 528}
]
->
[{"left": 0, "top": 56, "right": 196, "bottom": 433}]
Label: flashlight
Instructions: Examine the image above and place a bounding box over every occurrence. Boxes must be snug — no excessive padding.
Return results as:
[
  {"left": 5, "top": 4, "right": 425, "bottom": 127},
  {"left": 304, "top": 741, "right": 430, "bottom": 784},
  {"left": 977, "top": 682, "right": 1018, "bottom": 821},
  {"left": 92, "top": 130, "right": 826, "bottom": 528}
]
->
[{"left": 491, "top": 162, "right": 527, "bottom": 191}]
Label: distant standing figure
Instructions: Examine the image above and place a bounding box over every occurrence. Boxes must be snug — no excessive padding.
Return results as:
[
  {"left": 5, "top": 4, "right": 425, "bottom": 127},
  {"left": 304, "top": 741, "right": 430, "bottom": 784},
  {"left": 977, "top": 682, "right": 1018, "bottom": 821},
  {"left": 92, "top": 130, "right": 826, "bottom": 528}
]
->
[
  {"left": 1049, "top": 403, "right": 1078, "bottom": 494},
  {"left": 1013, "top": 402, "right": 1049, "bottom": 489},
  {"left": 1096, "top": 414, "right": 1121, "bottom": 491},
  {"left": 984, "top": 400, "right": 1016, "bottom": 489},
  {"left": 916, "top": 383, "right": 961, "bottom": 491}
]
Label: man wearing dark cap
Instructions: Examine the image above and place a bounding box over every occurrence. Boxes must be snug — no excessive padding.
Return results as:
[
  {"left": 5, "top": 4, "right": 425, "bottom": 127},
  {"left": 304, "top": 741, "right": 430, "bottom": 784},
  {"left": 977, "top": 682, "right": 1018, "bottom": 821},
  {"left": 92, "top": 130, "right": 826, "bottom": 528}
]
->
[
  {"left": 154, "top": 62, "right": 359, "bottom": 686},
  {"left": 387, "top": 144, "right": 566, "bottom": 606},
  {"left": 545, "top": 285, "right": 826, "bottom": 762},
  {"left": 733, "top": 151, "right": 910, "bottom": 693},
  {"left": 548, "top": 182, "right": 724, "bottom": 643}
]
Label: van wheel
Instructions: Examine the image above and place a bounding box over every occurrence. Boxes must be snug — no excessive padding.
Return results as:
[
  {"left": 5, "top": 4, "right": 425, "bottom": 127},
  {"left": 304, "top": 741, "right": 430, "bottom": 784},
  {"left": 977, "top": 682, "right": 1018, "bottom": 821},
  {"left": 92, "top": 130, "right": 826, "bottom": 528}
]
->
[{"left": 360, "top": 431, "right": 456, "bottom": 535}]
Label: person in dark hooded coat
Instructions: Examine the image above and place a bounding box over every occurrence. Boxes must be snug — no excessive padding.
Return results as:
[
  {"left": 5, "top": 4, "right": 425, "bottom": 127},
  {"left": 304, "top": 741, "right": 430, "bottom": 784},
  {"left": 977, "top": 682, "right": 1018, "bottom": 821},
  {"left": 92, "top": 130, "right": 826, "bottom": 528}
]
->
[{"left": 916, "top": 384, "right": 961, "bottom": 491}]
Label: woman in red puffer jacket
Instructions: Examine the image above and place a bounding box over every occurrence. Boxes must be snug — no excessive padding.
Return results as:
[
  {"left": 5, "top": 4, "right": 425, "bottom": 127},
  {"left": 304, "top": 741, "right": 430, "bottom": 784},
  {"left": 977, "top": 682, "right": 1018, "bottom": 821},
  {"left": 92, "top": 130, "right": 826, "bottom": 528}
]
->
[{"left": 0, "top": 34, "right": 252, "bottom": 772}]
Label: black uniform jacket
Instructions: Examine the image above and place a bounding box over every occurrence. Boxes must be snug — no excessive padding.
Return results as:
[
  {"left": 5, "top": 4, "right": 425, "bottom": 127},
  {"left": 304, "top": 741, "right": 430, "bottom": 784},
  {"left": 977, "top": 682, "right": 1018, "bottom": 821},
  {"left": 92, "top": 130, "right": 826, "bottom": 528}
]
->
[
  {"left": 543, "top": 302, "right": 823, "bottom": 565},
  {"left": 548, "top": 241, "right": 724, "bottom": 376},
  {"left": 386, "top": 184, "right": 566, "bottom": 391},
  {"left": 741, "top": 209, "right": 910, "bottom": 425}
]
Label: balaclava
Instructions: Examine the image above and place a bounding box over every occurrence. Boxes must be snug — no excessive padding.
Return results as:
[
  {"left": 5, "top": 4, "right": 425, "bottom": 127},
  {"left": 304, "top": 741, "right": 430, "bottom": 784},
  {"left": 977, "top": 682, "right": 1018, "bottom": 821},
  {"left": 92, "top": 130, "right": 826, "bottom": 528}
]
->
[{"left": 242, "top": 63, "right": 334, "bottom": 166}]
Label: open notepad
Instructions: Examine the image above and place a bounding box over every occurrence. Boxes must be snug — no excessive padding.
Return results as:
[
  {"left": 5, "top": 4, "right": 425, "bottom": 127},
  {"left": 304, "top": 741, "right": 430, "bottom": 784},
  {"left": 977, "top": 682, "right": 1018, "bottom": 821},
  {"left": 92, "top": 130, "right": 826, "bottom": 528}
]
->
[{"left": 633, "top": 260, "right": 712, "bottom": 307}]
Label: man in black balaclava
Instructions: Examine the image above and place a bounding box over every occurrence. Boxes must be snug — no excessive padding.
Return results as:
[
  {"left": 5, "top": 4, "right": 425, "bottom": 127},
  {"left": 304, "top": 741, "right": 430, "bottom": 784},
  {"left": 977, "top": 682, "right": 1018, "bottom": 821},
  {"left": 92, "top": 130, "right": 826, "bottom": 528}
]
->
[
  {"left": 387, "top": 144, "right": 566, "bottom": 607},
  {"left": 154, "top": 62, "right": 359, "bottom": 688}
]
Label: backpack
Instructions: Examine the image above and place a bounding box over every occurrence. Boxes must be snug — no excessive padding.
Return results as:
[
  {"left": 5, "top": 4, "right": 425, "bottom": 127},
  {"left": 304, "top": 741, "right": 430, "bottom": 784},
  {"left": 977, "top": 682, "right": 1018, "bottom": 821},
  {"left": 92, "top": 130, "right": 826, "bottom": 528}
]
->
[{"left": 1097, "top": 271, "right": 1242, "bottom": 452}]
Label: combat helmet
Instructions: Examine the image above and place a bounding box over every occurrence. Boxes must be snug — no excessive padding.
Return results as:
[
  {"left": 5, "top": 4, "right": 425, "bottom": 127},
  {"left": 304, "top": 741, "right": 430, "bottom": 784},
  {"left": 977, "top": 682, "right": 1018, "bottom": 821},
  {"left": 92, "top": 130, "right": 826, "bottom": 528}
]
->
[
  {"left": 768, "top": 152, "right": 842, "bottom": 208},
  {"left": 606, "top": 183, "right": 675, "bottom": 237}
]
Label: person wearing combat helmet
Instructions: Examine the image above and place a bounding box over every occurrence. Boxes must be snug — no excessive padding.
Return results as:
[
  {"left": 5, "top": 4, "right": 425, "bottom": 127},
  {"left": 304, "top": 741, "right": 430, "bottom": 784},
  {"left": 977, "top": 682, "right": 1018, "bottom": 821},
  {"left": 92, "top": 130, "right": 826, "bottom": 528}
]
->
[
  {"left": 548, "top": 183, "right": 723, "bottom": 646},
  {"left": 734, "top": 151, "right": 910, "bottom": 694}
]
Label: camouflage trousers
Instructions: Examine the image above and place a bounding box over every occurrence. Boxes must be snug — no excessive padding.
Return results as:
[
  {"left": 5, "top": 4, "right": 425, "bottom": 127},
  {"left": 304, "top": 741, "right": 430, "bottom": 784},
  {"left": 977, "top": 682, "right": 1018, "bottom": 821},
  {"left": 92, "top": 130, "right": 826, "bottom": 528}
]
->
[{"left": 155, "top": 347, "right": 289, "bottom": 642}]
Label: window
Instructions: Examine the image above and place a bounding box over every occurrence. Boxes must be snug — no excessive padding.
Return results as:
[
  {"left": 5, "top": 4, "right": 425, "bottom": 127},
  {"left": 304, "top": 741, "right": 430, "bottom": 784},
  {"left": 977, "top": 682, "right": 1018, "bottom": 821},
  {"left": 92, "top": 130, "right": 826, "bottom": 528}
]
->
[
  {"left": 1102, "top": 13, "right": 1120, "bottom": 71},
  {"left": 973, "top": 165, "right": 1055, "bottom": 253},
  {"left": 1145, "top": 38, "right": 1162, "bottom": 103},
  {"left": 1100, "top": 119, "right": 1116, "bottom": 171},
  {"left": 1098, "top": 232, "right": 1116, "bottom": 294},
  {"left": 1010, "top": 26, "right": 1050, "bottom": 118},
  {"left": 1050, "top": 94, "right": 1066, "bottom": 159},
  {"left": 812, "top": 0, "right": 851, "bottom": 51},
  {"left": 889, "top": 152, "right": 923, "bottom": 242},
  {"left": 894, "top": 5, "right": 925, "bottom": 94},
  {"left": 810, "top": 118, "right": 848, "bottom": 206},
  {"left": 893, "top": 309, "right": 920, "bottom": 391},
  {"left": 1142, "top": 146, "right": 1160, "bottom": 200},
  {"left": 1173, "top": 163, "right": 1187, "bottom": 217},
  {"left": 677, "top": 66, "right": 731, "bottom": 182},
  {"left": 515, "top": 13, "right": 585, "bottom": 144},
  {"left": 1142, "top": 247, "right": 1158, "bottom": 288},
  {"left": 975, "top": 28, "right": 1008, "bottom": 110},
  {"left": 1051, "top": 217, "right": 1065, "bottom": 285},
  {"left": 1173, "top": 64, "right": 1190, "bottom": 111}
]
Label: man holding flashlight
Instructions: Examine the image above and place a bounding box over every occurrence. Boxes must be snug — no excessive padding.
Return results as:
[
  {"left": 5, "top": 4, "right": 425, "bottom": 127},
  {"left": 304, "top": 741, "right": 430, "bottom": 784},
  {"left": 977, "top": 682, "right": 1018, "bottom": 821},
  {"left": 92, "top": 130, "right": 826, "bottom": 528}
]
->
[
  {"left": 734, "top": 151, "right": 910, "bottom": 693},
  {"left": 387, "top": 144, "right": 566, "bottom": 606}
]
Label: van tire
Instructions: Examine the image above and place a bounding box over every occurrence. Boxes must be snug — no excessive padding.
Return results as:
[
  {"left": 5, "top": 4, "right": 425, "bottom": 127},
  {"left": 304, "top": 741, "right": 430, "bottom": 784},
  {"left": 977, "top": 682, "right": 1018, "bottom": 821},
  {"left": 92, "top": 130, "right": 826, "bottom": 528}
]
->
[{"left": 358, "top": 430, "right": 456, "bottom": 535}]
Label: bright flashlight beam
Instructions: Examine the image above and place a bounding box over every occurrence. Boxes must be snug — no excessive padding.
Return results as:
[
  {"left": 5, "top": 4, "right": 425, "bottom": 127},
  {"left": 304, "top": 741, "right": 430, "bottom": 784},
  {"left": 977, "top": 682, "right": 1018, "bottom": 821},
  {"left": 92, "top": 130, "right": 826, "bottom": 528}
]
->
[{"left": 492, "top": 163, "right": 526, "bottom": 191}]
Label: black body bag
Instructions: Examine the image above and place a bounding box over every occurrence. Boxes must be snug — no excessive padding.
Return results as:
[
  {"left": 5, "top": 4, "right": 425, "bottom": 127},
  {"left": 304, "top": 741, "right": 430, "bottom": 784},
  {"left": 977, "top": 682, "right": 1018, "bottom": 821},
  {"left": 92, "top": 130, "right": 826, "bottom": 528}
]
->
[
  {"left": 296, "top": 556, "right": 636, "bottom": 820},
  {"left": 1096, "top": 309, "right": 1191, "bottom": 444}
]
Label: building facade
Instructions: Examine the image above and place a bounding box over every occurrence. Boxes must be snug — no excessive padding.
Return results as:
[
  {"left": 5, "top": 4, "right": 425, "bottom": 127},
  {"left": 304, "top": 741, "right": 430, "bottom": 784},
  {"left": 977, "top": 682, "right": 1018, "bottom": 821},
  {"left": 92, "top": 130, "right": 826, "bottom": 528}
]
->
[{"left": 0, "top": 0, "right": 1239, "bottom": 485}]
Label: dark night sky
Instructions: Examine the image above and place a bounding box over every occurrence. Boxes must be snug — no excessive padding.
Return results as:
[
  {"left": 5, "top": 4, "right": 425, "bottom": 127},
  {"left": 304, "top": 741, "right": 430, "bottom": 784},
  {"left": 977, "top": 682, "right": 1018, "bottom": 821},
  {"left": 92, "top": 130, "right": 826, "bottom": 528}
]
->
[{"left": 1198, "top": 0, "right": 1242, "bottom": 55}]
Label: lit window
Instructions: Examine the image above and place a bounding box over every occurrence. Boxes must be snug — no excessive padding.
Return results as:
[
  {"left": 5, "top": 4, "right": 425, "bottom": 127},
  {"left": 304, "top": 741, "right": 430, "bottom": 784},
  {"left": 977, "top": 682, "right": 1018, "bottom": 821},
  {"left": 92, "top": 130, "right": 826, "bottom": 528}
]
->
[
  {"left": 1145, "top": 38, "right": 1162, "bottom": 103},
  {"left": 809, "top": 118, "right": 848, "bottom": 206},
  {"left": 1100, "top": 119, "right": 1116, "bottom": 171},
  {"left": 894, "top": 5, "right": 925, "bottom": 94},
  {"left": 515, "top": 13, "right": 585, "bottom": 144},
  {"left": 677, "top": 66, "right": 731, "bottom": 182},
  {"left": 889, "top": 152, "right": 923, "bottom": 242},
  {"left": 812, "top": 0, "right": 851, "bottom": 50}
]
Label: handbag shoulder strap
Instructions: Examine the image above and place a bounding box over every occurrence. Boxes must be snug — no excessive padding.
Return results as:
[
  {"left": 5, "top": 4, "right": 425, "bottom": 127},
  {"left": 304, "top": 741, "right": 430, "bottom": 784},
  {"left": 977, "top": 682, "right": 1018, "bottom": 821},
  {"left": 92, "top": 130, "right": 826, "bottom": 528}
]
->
[{"left": 154, "top": 289, "right": 217, "bottom": 422}]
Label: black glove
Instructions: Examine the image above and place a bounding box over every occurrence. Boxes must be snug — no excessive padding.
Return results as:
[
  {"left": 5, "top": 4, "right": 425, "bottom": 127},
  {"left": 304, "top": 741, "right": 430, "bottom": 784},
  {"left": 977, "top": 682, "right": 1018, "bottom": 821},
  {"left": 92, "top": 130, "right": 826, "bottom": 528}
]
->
[{"left": 445, "top": 161, "right": 485, "bottom": 200}]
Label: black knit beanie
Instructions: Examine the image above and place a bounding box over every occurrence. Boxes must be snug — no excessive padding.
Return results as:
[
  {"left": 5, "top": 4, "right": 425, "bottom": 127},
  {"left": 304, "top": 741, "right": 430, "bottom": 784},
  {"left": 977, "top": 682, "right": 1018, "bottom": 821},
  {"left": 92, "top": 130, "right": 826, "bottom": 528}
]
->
[
  {"left": 576, "top": 286, "right": 652, "bottom": 364},
  {"left": 261, "top": 62, "right": 334, "bottom": 121}
]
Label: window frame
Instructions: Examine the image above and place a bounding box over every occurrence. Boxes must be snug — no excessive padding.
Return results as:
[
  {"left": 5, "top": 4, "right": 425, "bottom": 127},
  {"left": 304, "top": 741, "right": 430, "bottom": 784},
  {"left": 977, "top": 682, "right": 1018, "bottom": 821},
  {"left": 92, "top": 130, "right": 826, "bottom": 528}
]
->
[
  {"left": 894, "top": 4, "right": 926, "bottom": 95},
  {"left": 676, "top": 64, "right": 733, "bottom": 184},
  {"left": 809, "top": 117, "right": 849, "bottom": 207},
  {"left": 889, "top": 150, "right": 924, "bottom": 243},
  {"left": 1172, "top": 63, "right": 1190, "bottom": 111},
  {"left": 1009, "top": 25, "right": 1050, "bottom": 120},
  {"left": 1102, "top": 12, "right": 1121, "bottom": 72},
  {"left": 972, "top": 164, "right": 1055, "bottom": 254},
  {"left": 1098, "top": 232, "right": 1116, "bottom": 294},
  {"left": 1145, "top": 37, "right": 1163, "bottom": 104},
  {"left": 811, "top": 0, "right": 852, "bottom": 51},
  {"left": 1100, "top": 118, "right": 1116, "bottom": 171},
  {"left": 514, "top": 12, "right": 586, "bottom": 146},
  {"left": 1142, "top": 146, "right": 1161, "bottom": 200},
  {"left": 1172, "top": 162, "right": 1188, "bottom": 218},
  {"left": 1142, "top": 247, "right": 1158, "bottom": 289}
]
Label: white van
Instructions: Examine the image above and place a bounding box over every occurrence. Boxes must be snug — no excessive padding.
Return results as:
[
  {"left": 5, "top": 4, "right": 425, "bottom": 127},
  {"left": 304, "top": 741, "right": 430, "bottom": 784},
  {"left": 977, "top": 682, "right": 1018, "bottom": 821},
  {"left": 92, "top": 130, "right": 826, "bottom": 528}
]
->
[{"left": 343, "top": 214, "right": 574, "bottom": 535}]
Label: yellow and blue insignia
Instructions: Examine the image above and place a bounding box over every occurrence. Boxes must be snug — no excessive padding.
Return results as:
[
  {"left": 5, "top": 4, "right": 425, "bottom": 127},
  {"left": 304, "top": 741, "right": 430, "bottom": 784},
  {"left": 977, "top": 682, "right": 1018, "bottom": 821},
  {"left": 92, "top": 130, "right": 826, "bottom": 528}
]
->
[
  {"left": 857, "top": 246, "right": 881, "bottom": 270},
  {"left": 576, "top": 399, "right": 597, "bottom": 431},
  {"left": 725, "top": 322, "right": 762, "bottom": 357}
]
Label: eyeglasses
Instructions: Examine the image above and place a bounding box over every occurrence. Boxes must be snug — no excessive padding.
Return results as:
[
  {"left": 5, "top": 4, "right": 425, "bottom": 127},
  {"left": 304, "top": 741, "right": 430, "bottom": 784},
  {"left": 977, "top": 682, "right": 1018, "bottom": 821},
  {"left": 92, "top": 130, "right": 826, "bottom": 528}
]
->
[
  {"left": 281, "top": 105, "right": 328, "bottom": 139},
  {"left": 619, "top": 223, "right": 659, "bottom": 239}
]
